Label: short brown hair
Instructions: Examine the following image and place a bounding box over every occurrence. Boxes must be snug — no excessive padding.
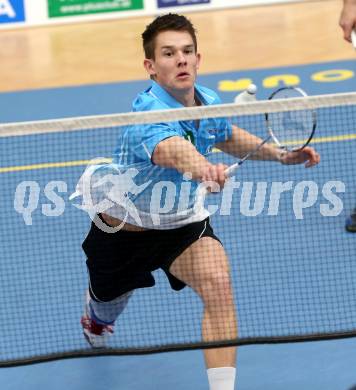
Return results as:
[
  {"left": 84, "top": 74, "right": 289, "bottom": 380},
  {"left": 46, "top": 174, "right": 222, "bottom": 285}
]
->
[{"left": 142, "top": 13, "right": 197, "bottom": 59}]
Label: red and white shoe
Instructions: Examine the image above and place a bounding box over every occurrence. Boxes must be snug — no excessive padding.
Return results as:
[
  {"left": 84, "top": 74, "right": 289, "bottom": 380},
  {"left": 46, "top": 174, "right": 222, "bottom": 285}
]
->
[{"left": 80, "top": 293, "right": 114, "bottom": 348}]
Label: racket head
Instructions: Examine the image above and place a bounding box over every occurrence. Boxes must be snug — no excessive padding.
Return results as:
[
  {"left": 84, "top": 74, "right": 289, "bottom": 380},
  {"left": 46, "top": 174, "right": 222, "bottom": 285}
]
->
[{"left": 265, "top": 87, "right": 317, "bottom": 151}]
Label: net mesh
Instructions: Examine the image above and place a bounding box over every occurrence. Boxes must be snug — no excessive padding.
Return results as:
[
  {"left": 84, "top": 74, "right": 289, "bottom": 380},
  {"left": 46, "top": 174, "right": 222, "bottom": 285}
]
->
[{"left": 1, "top": 92, "right": 356, "bottom": 366}]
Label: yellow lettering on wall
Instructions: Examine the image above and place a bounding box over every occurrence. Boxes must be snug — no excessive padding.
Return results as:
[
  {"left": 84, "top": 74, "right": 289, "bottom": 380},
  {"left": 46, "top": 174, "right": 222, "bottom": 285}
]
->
[
  {"left": 263, "top": 74, "right": 300, "bottom": 88},
  {"left": 218, "top": 79, "right": 253, "bottom": 92},
  {"left": 311, "top": 69, "right": 354, "bottom": 82}
]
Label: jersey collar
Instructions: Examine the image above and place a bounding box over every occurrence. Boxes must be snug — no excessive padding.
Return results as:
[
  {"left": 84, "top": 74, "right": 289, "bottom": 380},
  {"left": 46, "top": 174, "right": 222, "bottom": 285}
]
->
[{"left": 150, "top": 80, "right": 204, "bottom": 109}]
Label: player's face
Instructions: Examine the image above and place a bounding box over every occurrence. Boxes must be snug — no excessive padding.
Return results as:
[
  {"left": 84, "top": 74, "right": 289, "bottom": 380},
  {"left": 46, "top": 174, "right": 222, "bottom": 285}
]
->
[{"left": 144, "top": 30, "right": 201, "bottom": 94}]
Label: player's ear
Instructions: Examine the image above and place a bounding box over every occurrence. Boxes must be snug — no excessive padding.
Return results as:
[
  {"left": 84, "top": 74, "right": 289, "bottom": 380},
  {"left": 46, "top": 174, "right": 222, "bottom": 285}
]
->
[
  {"left": 144, "top": 59, "right": 156, "bottom": 77},
  {"left": 196, "top": 52, "right": 201, "bottom": 70}
]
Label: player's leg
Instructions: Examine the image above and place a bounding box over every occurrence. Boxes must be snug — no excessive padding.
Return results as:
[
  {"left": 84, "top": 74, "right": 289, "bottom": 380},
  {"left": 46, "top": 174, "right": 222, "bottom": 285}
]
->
[
  {"left": 80, "top": 214, "right": 140, "bottom": 348},
  {"left": 169, "top": 236, "right": 237, "bottom": 388},
  {"left": 87, "top": 289, "right": 133, "bottom": 325},
  {"left": 81, "top": 289, "right": 133, "bottom": 348}
]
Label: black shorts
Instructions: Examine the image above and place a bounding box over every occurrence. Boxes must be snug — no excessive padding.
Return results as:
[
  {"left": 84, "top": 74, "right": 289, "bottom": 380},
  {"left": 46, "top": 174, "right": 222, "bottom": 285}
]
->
[{"left": 82, "top": 215, "right": 221, "bottom": 302}]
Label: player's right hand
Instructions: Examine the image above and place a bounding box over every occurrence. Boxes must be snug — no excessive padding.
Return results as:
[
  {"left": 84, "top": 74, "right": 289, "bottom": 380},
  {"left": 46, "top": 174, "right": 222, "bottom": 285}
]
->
[{"left": 201, "top": 163, "right": 229, "bottom": 192}]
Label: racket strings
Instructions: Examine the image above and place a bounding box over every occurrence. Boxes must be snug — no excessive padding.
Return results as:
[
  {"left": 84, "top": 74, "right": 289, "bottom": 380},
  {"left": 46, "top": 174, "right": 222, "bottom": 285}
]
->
[{"left": 267, "top": 87, "right": 316, "bottom": 150}]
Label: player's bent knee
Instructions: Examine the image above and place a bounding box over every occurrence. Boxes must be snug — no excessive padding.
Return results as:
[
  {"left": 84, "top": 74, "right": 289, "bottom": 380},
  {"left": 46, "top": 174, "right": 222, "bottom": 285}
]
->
[{"left": 199, "top": 271, "right": 234, "bottom": 306}]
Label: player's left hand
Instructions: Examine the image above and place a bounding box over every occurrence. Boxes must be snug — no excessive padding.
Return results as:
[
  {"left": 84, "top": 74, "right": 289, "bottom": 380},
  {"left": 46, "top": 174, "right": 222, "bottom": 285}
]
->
[{"left": 279, "top": 146, "right": 320, "bottom": 168}]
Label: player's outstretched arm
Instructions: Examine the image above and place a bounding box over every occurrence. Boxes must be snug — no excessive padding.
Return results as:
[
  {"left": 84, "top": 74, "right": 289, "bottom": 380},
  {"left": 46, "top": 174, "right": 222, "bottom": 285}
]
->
[
  {"left": 153, "top": 136, "right": 228, "bottom": 188},
  {"left": 216, "top": 125, "right": 283, "bottom": 161},
  {"left": 217, "top": 125, "right": 320, "bottom": 168},
  {"left": 279, "top": 146, "right": 320, "bottom": 168}
]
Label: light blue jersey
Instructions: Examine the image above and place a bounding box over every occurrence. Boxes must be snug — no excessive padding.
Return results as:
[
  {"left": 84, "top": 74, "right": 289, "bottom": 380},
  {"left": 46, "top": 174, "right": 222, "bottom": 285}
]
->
[{"left": 73, "top": 81, "right": 233, "bottom": 229}]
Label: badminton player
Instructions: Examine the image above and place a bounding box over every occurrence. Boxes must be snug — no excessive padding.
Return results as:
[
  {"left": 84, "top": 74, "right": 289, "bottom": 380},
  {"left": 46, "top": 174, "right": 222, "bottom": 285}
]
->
[{"left": 79, "top": 13, "right": 320, "bottom": 390}]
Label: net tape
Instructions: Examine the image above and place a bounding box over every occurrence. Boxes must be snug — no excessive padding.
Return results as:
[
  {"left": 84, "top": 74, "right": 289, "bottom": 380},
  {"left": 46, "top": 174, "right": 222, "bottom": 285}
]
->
[{"left": 1, "top": 92, "right": 356, "bottom": 137}]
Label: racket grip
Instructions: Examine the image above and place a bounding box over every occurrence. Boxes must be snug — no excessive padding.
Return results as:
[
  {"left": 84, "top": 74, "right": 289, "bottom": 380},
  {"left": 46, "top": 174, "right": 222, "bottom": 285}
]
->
[
  {"left": 352, "top": 30, "right": 356, "bottom": 49},
  {"left": 225, "top": 162, "right": 240, "bottom": 177},
  {"left": 196, "top": 162, "right": 240, "bottom": 198}
]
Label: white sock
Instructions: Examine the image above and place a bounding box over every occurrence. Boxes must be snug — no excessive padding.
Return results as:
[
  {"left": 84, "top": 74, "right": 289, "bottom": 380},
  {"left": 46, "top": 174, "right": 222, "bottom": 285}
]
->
[
  {"left": 89, "top": 291, "right": 133, "bottom": 324},
  {"left": 207, "top": 367, "right": 236, "bottom": 390}
]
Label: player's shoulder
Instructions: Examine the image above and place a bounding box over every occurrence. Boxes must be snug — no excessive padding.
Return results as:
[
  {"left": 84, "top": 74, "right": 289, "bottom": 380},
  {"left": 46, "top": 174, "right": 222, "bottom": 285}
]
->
[
  {"left": 132, "top": 85, "right": 167, "bottom": 112},
  {"left": 195, "top": 84, "right": 222, "bottom": 105}
]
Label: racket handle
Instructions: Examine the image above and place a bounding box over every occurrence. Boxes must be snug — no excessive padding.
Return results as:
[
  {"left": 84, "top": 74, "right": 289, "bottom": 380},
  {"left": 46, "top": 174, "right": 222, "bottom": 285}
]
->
[
  {"left": 196, "top": 162, "right": 240, "bottom": 198},
  {"left": 225, "top": 162, "right": 241, "bottom": 177},
  {"left": 352, "top": 30, "right": 356, "bottom": 49},
  {"left": 196, "top": 162, "right": 240, "bottom": 199}
]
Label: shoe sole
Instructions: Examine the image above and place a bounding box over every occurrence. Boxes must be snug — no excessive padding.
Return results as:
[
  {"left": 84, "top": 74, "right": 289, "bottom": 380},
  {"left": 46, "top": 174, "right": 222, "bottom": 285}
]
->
[{"left": 82, "top": 329, "right": 107, "bottom": 349}]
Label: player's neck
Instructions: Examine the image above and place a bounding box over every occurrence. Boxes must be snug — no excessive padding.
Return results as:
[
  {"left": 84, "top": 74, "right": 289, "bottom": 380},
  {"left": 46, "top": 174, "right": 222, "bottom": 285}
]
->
[{"left": 167, "top": 87, "right": 197, "bottom": 107}]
